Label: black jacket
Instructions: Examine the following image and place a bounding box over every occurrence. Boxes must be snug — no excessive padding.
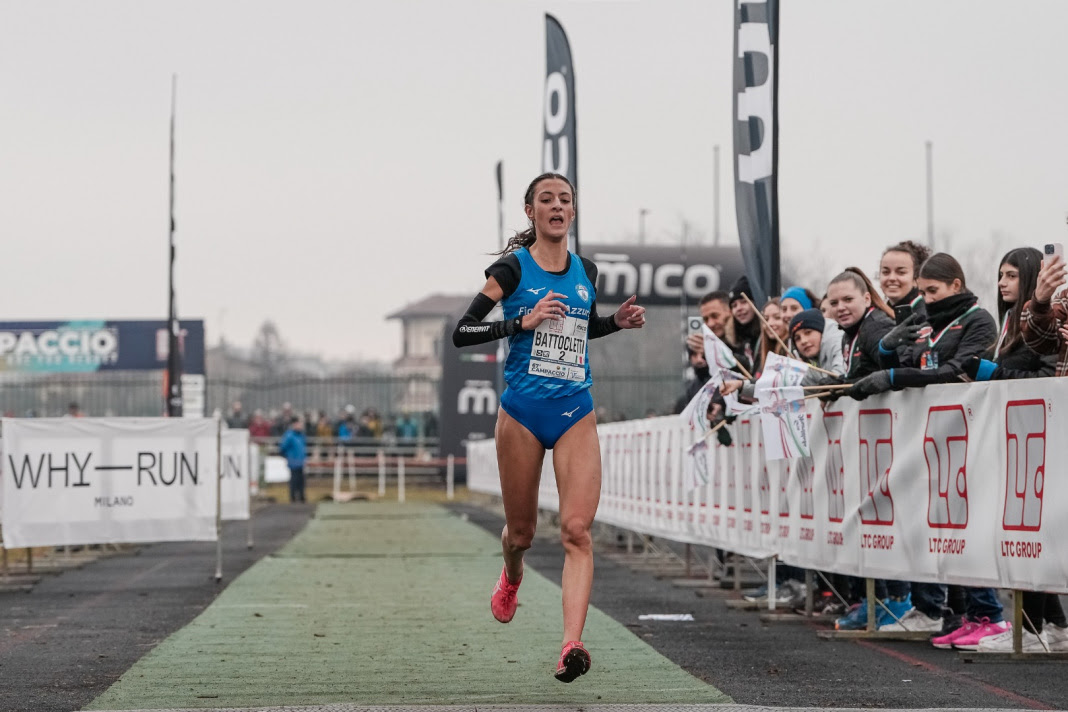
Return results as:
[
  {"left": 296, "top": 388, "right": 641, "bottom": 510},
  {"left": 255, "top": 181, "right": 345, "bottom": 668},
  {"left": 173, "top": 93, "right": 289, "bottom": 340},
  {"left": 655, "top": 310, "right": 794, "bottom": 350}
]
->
[
  {"left": 841, "top": 308, "right": 895, "bottom": 379},
  {"left": 883, "top": 292, "right": 998, "bottom": 388},
  {"left": 732, "top": 318, "right": 761, "bottom": 375},
  {"left": 988, "top": 321, "right": 1056, "bottom": 380}
]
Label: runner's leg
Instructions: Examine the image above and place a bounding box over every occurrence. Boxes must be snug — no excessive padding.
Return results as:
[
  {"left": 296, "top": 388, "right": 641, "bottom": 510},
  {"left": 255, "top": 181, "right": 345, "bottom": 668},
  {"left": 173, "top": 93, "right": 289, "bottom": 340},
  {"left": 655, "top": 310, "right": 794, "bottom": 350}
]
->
[
  {"left": 552, "top": 411, "right": 601, "bottom": 643},
  {"left": 495, "top": 408, "right": 545, "bottom": 583}
]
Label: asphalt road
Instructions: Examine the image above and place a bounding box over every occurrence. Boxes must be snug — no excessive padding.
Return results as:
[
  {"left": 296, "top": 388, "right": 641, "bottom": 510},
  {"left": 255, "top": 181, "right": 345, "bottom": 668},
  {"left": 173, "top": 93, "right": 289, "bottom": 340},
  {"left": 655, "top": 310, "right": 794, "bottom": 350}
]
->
[
  {"left": 448, "top": 502, "right": 1068, "bottom": 711},
  {"left": 0, "top": 503, "right": 315, "bottom": 712}
]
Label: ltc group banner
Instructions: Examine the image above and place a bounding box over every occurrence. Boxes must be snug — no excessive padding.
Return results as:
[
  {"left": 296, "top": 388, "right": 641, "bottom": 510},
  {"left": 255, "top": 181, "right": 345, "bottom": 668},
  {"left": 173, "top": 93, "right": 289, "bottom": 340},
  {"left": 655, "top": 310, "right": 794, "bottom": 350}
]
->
[{"left": 469, "top": 378, "right": 1068, "bottom": 592}]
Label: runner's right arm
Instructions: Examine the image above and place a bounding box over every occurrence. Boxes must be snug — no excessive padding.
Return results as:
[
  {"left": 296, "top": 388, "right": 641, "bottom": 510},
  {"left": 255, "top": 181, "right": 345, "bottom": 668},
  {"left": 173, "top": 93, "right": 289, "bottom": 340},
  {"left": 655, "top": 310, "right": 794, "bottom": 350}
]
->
[{"left": 452, "top": 277, "right": 569, "bottom": 347}]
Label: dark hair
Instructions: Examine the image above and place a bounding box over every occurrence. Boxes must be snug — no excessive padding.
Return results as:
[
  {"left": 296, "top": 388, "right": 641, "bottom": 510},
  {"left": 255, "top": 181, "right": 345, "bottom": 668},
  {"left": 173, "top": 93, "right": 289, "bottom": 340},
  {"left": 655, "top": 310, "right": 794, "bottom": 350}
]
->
[
  {"left": 919, "top": 252, "right": 967, "bottom": 290},
  {"left": 828, "top": 266, "right": 894, "bottom": 318},
  {"left": 997, "top": 247, "right": 1043, "bottom": 354},
  {"left": 498, "top": 173, "right": 575, "bottom": 254},
  {"left": 700, "top": 290, "right": 730, "bottom": 307},
  {"left": 882, "top": 240, "right": 932, "bottom": 279}
]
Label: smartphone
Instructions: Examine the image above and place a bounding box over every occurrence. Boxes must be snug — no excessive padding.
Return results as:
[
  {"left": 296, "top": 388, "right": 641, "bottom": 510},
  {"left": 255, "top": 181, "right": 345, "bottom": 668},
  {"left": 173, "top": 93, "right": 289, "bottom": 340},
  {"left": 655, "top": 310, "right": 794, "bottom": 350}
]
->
[
  {"left": 893, "top": 303, "right": 914, "bottom": 325},
  {"left": 1045, "top": 242, "right": 1064, "bottom": 260},
  {"left": 687, "top": 315, "right": 703, "bottom": 338}
]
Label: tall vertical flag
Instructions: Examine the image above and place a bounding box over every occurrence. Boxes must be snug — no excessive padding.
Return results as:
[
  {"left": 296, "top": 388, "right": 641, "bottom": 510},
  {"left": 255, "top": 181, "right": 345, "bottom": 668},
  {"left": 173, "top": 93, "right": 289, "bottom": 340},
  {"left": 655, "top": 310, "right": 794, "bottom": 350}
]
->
[
  {"left": 732, "top": 0, "right": 780, "bottom": 305},
  {"left": 165, "top": 75, "right": 183, "bottom": 417},
  {"left": 543, "top": 14, "right": 579, "bottom": 255}
]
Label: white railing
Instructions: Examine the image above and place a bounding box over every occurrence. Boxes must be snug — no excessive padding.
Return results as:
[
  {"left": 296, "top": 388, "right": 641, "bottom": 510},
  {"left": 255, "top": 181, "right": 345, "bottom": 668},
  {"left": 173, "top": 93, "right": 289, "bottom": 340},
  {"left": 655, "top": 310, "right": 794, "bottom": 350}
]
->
[{"left": 469, "top": 378, "right": 1068, "bottom": 593}]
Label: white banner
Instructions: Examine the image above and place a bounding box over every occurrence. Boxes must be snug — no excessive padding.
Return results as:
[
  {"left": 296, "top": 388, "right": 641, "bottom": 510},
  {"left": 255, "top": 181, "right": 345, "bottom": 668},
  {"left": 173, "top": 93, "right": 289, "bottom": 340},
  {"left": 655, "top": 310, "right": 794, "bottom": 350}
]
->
[
  {"left": 221, "top": 429, "right": 251, "bottom": 521},
  {"left": 1, "top": 417, "right": 219, "bottom": 547},
  {"left": 469, "top": 378, "right": 1068, "bottom": 592}
]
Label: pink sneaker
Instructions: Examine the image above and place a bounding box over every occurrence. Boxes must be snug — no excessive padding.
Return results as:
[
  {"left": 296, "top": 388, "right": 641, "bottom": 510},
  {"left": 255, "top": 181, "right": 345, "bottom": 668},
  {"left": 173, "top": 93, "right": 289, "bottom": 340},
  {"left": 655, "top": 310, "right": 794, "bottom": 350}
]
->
[
  {"left": 490, "top": 566, "right": 521, "bottom": 623},
  {"left": 952, "top": 618, "right": 1010, "bottom": 651},
  {"left": 931, "top": 618, "right": 978, "bottom": 649}
]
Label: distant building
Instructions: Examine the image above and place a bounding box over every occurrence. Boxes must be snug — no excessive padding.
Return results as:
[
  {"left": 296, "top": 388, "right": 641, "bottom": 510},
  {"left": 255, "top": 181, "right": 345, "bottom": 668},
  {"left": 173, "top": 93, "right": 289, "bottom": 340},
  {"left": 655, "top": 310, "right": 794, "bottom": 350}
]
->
[{"left": 387, "top": 294, "right": 472, "bottom": 413}]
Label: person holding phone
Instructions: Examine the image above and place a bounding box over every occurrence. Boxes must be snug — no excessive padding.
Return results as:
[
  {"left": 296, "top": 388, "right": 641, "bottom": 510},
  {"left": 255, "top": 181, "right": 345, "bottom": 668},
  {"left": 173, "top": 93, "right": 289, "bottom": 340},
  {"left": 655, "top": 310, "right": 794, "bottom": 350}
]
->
[{"left": 1021, "top": 243, "right": 1068, "bottom": 377}]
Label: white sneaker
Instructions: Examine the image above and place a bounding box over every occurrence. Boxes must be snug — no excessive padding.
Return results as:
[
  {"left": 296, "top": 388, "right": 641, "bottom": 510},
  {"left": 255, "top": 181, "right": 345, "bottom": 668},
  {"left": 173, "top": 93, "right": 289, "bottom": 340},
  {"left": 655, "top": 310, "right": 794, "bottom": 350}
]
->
[
  {"left": 1045, "top": 624, "right": 1068, "bottom": 652},
  {"left": 878, "top": 606, "right": 943, "bottom": 632},
  {"left": 977, "top": 628, "right": 1048, "bottom": 653}
]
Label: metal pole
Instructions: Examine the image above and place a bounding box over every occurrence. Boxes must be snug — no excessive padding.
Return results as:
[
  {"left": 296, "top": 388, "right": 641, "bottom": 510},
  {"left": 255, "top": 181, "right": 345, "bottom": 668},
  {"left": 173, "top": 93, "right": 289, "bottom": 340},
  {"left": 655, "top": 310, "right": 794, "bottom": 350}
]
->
[
  {"left": 713, "top": 144, "right": 721, "bottom": 245},
  {"left": 925, "top": 140, "right": 934, "bottom": 249},
  {"left": 348, "top": 447, "right": 355, "bottom": 494},
  {"left": 397, "top": 456, "right": 405, "bottom": 503},
  {"left": 768, "top": 557, "right": 777, "bottom": 611},
  {"left": 1013, "top": 589, "right": 1023, "bottom": 655},
  {"left": 214, "top": 414, "right": 223, "bottom": 582},
  {"left": 26, "top": 548, "right": 32, "bottom": 575},
  {"left": 333, "top": 444, "right": 342, "bottom": 501},
  {"left": 247, "top": 439, "right": 254, "bottom": 549},
  {"left": 865, "top": 578, "right": 877, "bottom": 631},
  {"left": 638, "top": 208, "right": 648, "bottom": 244},
  {"left": 804, "top": 569, "right": 814, "bottom": 616},
  {"left": 446, "top": 454, "right": 455, "bottom": 500},
  {"left": 378, "top": 449, "right": 386, "bottom": 496}
]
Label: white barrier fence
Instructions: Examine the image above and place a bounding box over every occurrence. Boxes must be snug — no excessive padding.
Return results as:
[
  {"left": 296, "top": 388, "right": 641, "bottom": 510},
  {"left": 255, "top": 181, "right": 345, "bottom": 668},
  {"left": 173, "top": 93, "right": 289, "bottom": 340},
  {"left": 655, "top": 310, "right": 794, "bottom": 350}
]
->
[
  {"left": 1, "top": 418, "right": 254, "bottom": 549},
  {"left": 468, "top": 378, "right": 1068, "bottom": 593}
]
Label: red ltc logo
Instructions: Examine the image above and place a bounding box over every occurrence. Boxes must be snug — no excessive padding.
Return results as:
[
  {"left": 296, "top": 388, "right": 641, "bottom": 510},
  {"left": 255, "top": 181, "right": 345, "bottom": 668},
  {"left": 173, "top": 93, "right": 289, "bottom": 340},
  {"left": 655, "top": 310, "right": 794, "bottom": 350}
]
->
[
  {"left": 823, "top": 412, "right": 846, "bottom": 523},
  {"left": 1004, "top": 400, "right": 1046, "bottom": 532},
  {"left": 858, "top": 410, "right": 894, "bottom": 525},
  {"left": 923, "top": 405, "right": 970, "bottom": 529}
]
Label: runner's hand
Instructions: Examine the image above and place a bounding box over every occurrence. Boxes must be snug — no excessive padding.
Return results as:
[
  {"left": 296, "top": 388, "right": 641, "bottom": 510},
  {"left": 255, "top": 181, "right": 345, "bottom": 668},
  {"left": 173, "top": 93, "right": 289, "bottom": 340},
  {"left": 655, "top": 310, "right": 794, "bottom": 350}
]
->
[
  {"left": 614, "top": 295, "right": 646, "bottom": 329},
  {"left": 522, "top": 292, "right": 568, "bottom": 330},
  {"left": 1035, "top": 255, "right": 1067, "bottom": 304}
]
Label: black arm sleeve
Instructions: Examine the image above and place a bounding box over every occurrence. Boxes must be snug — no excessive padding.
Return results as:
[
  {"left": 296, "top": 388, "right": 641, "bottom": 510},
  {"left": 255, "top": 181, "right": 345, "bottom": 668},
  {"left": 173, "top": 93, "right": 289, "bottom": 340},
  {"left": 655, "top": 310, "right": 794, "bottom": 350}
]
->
[
  {"left": 452, "top": 293, "right": 522, "bottom": 347},
  {"left": 589, "top": 300, "right": 622, "bottom": 339},
  {"left": 579, "top": 256, "right": 623, "bottom": 339}
]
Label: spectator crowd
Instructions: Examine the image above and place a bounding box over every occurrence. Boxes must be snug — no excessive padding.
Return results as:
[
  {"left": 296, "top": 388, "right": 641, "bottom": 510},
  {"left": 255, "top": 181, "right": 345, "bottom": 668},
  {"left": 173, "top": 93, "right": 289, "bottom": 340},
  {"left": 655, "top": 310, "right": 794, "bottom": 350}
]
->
[{"left": 677, "top": 239, "right": 1068, "bottom": 654}]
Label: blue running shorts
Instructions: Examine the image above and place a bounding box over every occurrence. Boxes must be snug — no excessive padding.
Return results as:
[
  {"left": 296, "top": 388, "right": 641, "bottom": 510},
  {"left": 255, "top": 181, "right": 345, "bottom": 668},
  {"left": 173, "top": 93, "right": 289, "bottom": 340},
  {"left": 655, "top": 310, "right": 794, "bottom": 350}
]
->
[{"left": 499, "top": 388, "right": 594, "bottom": 450}]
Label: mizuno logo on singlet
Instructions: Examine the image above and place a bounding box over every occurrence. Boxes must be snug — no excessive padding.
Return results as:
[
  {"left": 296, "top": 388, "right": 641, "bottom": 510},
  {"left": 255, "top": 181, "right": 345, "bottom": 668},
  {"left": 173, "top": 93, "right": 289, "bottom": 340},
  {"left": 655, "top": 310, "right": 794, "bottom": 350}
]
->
[
  {"left": 562, "top": 406, "right": 581, "bottom": 418},
  {"left": 527, "top": 287, "right": 546, "bottom": 295}
]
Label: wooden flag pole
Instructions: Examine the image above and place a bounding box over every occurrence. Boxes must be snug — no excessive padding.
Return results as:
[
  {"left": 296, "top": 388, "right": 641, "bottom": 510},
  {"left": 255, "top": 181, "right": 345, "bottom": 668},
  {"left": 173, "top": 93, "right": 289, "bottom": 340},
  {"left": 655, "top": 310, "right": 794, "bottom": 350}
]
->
[{"left": 741, "top": 292, "right": 840, "bottom": 379}]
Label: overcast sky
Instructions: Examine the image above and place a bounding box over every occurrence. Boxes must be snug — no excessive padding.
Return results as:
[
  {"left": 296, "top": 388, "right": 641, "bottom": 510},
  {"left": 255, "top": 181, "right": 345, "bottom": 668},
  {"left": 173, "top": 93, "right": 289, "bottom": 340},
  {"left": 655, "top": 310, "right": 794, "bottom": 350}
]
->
[{"left": 2, "top": 1, "right": 1066, "bottom": 362}]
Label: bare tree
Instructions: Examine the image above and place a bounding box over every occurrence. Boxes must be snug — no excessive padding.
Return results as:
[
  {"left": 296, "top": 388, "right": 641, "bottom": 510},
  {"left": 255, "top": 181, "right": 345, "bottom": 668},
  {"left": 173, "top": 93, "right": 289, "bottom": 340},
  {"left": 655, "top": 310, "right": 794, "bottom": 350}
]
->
[{"left": 251, "top": 320, "right": 288, "bottom": 375}]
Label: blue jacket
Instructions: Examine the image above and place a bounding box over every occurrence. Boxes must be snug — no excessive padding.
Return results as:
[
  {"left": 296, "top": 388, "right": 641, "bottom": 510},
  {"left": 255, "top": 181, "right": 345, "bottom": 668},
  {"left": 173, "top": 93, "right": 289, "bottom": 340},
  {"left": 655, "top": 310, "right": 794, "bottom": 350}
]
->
[{"left": 278, "top": 428, "right": 307, "bottom": 468}]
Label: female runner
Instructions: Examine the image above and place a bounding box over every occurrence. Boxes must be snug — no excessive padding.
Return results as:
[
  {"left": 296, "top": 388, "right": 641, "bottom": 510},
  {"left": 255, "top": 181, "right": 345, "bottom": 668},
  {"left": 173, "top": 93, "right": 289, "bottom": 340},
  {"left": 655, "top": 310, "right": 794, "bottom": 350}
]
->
[{"left": 452, "top": 172, "right": 645, "bottom": 682}]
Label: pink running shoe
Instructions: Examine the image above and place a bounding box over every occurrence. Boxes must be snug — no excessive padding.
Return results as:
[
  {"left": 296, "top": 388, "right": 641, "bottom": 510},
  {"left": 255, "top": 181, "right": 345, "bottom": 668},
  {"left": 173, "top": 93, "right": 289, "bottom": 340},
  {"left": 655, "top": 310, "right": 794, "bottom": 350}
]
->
[
  {"left": 931, "top": 618, "right": 978, "bottom": 649},
  {"left": 555, "top": 640, "right": 591, "bottom": 683},
  {"left": 490, "top": 566, "right": 521, "bottom": 623},
  {"left": 953, "top": 618, "right": 1010, "bottom": 651}
]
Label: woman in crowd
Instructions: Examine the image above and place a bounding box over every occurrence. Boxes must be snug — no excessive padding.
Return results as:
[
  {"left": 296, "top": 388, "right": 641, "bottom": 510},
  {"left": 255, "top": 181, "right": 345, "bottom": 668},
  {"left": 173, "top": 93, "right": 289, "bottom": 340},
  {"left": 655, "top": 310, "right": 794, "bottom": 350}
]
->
[
  {"left": 452, "top": 172, "right": 645, "bottom": 682},
  {"left": 821, "top": 267, "right": 902, "bottom": 630},
  {"left": 755, "top": 297, "right": 789, "bottom": 375},
  {"left": 879, "top": 240, "right": 931, "bottom": 321},
  {"left": 850, "top": 253, "right": 1005, "bottom": 649},
  {"left": 965, "top": 248, "right": 1065, "bottom": 652},
  {"left": 788, "top": 309, "right": 845, "bottom": 382},
  {"left": 825, "top": 268, "right": 895, "bottom": 381},
  {"left": 729, "top": 276, "right": 762, "bottom": 370},
  {"left": 779, "top": 286, "right": 821, "bottom": 324}
]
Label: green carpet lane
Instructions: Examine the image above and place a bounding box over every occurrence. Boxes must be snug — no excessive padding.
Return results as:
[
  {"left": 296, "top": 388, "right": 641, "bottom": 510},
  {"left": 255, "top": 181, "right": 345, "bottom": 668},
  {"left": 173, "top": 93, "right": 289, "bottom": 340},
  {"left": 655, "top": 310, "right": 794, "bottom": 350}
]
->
[{"left": 86, "top": 501, "right": 729, "bottom": 710}]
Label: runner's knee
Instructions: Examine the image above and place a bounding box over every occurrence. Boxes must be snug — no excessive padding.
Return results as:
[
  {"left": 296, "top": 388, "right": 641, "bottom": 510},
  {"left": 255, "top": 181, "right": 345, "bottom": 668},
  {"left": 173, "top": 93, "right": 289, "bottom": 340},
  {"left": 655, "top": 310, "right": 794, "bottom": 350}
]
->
[
  {"left": 559, "top": 516, "right": 592, "bottom": 551},
  {"left": 505, "top": 525, "right": 535, "bottom": 551}
]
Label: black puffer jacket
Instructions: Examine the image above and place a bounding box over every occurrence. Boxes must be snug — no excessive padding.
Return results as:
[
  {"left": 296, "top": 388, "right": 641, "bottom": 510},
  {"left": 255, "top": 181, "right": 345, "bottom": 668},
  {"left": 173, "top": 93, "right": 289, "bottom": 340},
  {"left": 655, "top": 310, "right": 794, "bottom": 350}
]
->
[
  {"left": 841, "top": 308, "right": 895, "bottom": 379},
  {"left": 988, "top": 311, "right": 1056, "bottom": 380},
  {"left": 884, "top": 292, "right": 998, "bottom": 388}
]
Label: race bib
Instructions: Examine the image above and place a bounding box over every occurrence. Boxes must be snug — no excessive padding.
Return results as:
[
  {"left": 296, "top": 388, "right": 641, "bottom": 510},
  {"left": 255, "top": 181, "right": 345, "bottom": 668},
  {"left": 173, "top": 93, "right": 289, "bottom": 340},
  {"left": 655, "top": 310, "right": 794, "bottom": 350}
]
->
[{"left": 528, "top": 316, "right": 588, "bottom": 382}]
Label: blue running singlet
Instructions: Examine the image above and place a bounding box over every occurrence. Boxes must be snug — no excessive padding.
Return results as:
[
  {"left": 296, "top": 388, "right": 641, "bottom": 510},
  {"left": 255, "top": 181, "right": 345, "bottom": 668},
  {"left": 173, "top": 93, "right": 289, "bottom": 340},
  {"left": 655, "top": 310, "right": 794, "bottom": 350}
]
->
[
  {"left": 500, "top": 247, "right": 595, "bottom": 399},
  {"left": 498, "top": 248, "right": 597, "bottom": 447}
]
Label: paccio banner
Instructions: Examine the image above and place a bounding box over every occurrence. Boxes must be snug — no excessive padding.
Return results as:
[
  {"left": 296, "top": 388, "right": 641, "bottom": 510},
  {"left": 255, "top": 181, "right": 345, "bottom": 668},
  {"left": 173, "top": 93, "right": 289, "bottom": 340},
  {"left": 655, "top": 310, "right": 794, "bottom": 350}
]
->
[{"left": 468, "top": 378, "right": 1068, "bottom": 592}]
